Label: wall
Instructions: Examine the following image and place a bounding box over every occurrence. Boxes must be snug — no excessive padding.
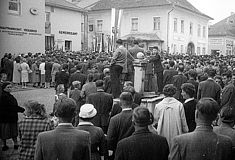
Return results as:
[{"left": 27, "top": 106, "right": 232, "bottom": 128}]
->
[
  {"left": 46, "top": 6, "right": 82, "bottom": 51},
  {"left": 0, "top": 0, "right": 45, "bottom": 59},
  {"left": 169, "top": 7, "right": 209, "bottom": 55}
]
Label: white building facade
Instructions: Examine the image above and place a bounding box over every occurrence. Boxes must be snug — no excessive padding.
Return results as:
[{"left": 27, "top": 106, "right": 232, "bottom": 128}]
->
[
  {"left": 45, "top": 0, "right": 84, "bottom": 51},
  {"left": 0, "top": 0, "right": 45, "bottom": 59},
  {"left": 88, "top": 0, "right": 212, "bottom": 55}
]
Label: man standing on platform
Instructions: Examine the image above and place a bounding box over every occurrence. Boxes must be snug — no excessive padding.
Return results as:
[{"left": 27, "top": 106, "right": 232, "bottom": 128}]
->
[
  {"left": 110, "top": 39, "right": 134, "bottom": 98},
  {"left": 149, "top": 46, "right": 164, "bottom": 94},
  {"left": 128, "top": 40, "right": 144, "bottom": 59}
]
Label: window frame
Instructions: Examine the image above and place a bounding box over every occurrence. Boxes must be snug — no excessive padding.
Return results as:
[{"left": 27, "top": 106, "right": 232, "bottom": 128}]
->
[
  {"left": 153, "top": 17, "right": 161, "bottom": 30},
  {"left": 174, "top": 18, "right": 178, "bottom": 33},
  {"left": 97, "top": 20, "right": 103, "bottom": 32},
  {"left": 198, "top": 24, "right": 201, "bottom": 37},
  {"left": 131, "top": 17, "right": 139, "bottom": 31},
  {"left": 8, "top": 0, "right": 21, "bottom": 15},
  {"left": 203, "top": 26, "right": 206, "bottom": 38},
  {"left": 181, "top": 20, "right": 184, "bottom": 33}
]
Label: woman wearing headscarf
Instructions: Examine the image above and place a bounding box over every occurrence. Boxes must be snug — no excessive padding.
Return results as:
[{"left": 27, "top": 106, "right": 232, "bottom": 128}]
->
[
  {"left": 77, "top": 104, "right": 107, "bottom": 160},
  {"left": 18, "top": 100, "right": 52, "bottom": 160},
  {"left": 0, "top": 82, "right": 25, "bottom": 151},
  {"left": 153, "top": 84, "right": 188, "bottom": 148}
]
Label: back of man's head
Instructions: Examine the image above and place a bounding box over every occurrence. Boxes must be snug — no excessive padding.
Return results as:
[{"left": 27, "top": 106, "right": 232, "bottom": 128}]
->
[
  {"left": 55, "top": 98, "right": 76, "bottom": 122},
  {"left": 178, "top": 64, "right": 184, "bottom": 72},
  {"left": 196, "top": 98, "right": 220, "bottom": 122},
  {"left": 133, "top": 40, "right": 139, "bottom": 45},
  {"left": 123, "top": 86, "right": 135, "bottom": 96},
  {"left": 120, "top": 92, "right": 133, "bottom": 108},
  {"left": 87, "top": 73, "right": 94, "bottom": 82},
  {"left": 95, "top": 80, "right": 104, "bottom": 88},
  {"left": 169, "top": 60, "right": 175, "bottom": 68},
  {"left": 207, "top": 68, "right": 216, "bottom": 78}
]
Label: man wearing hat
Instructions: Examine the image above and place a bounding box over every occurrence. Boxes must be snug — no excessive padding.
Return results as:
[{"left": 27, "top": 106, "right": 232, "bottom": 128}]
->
[
  {"left": 110, "top": 39, "right": 134, "bottom": 98},
  {"left": 114, "top": 107, "right": 169, "bottom": 160},
  {"left": 69, "top": 64, "right": 87, "bottom": 89},
  {"left": 77, "top": 104, "right": 107, "bottom": 160},
  {"left": 35, "top": 98, "right": 91, "bottom": 160},
  {"left": 107, "top": 92, "right": 135, "bottom": 160}
]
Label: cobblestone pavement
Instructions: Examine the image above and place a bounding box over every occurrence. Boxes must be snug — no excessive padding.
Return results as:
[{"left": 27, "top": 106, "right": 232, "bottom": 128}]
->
[{"left": 0, "top": 87, "right": 55, "bottom": 159}]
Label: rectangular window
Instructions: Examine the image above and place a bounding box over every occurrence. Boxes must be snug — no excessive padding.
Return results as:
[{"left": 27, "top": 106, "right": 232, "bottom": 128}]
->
[
  {"left": 65, "top": 40, "right": 72, "bottom": 51},
  {"left": 131, "top": 18, "right": 138, "bottom": 31},
  {"left": 153, "top": 17, "right": 160, "bottom": 30},
  {"left": 181, "top": 20, "right": 184, "bottom": 33},
  {"left": 8, "top": 0, "right": 21, "bottom": 15},
  {"left": 202, "top": 47, "right": 206, "bottom": 54},
  {"left": 198, "top": 24, "right": 201, "bottom": 37},
  {"left": 97, "top": 20, "right": 103, "bottom": 32},
  {"left": 174, "top": 18, "right": 177, "bottom": 32},
  {"left": 81, "top": 23, "right": 84, "bottom": 32},
  {"left": 190, "top": 22, "right": 193, "bottom": 35},
  {"left": 45, "top": 12, "right": 50, "bottom": 22},
  {"left": 181, "top": 45, "right": 184, "bottom": 53},
  {"left": 45, "top": 36, "right": 54, "bottom": 51},
  {"left": 203, "top": 26, "right": 206, "bottom": 38},
  {"left": 197, "top": 47, "right": 200, "bottom": 55}
]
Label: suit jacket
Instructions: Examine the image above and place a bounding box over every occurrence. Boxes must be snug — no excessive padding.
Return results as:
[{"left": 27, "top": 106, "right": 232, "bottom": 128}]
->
[
  {"left": 163, "top": 68, "right": 178, "bottom": 86},
  {"left": 214, "top": 124, "right": 235, "bottom": 147},
  {"left": 149, "top": 54, "right": 163, "bottom": 73},
  {"left": 169, "top": 125, "right": 233, "bottom": 160},
  {"left": 87, "top": 90, "right": 113, "bottom": 127},
  {"left": 34, "top": 125, "right": 91, "bottom": 160},
  {"left": 55, "top": 70, "right": 69, "bottom": 91},
  {"left": 183, "top": 99, "right": 197, "bottom": 132},
  {"left": 107, "top": 110, "right": 135, "bottom": 151},
  {"left": 128, "top": 45, "right": 145, "bottom": 59},
  {"left": 187, "top": 79, "right": 199, "bottom": 98},
  {"left": 221, "top": 83, "right": 235, "bottom": 109},
  {"left": 115, "top": 128, "right": 169, "bottom": 160},
  {"left": 69, "top": 71, "right": 87, "bottom": 88},
  {"left": 51, "top": 63, "right": 61, "bottom": 75},
  {"left": 173, "top": 73, "right": 188, "bottom": 100},
  {"left": 197, "top": 78, "right": 221, "bottom": 104}
]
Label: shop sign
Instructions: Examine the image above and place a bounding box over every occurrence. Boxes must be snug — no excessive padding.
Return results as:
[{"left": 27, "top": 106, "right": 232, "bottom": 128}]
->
[
  {"left": 59, "top": 30, "right": 78, "bottom": 35},
  {"left": 0, "top": 26, "right": 42, "bottom": 36}
]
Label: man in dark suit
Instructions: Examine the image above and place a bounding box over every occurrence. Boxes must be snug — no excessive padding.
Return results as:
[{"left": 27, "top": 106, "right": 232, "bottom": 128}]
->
[
  {"left": 187, "top": 69, "right": 199, "bottom": 98},
  {"left": 115, "top": 107, "right": 169, "bottom": 160},
  {"left": 149, "top": 46, "right": 164, "bottom": 94},
  {"left": 197, "top": 68, "right": 221, "bottom": 105},
  {"left": 181, "top": 83, "right": 197, "bottom": 132},
  {"left": 55, "top": 64, "right": 70, "bottom": 93},
  {"left": 169, "top": 98, "right": 233, "bottom": 160},
  {"left": 163, "top": 60, "right": 178, "bottom": 86},
  {"left": 221, "top": 72, "right": 235, "bottom": 109},
  {"left": 34, "top": 98, "right": 91, "bottom": 160},
  {"left": 69, "top": 64, "right": 87, "bottom": 89},
  {"left": 107, "top": 92, "right": 135, "bottom": 159},
  {"left": 128, "top": 40, "right": 144, "bottom": 59},
  {"left": 173, "top": 64, "right": 187, "bottom": 102},
  {"left": 87, "top": 80, "right": 113, "bottom": 133}
]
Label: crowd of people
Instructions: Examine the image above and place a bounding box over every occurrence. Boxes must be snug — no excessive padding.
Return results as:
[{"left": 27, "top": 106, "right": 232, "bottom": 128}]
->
[{"left": 0, "top": 38, "right": 235, "bottom": 160}]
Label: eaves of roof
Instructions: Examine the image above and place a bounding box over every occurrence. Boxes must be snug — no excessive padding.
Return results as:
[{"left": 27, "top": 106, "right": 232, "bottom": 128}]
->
[{"left": 46, "top": 1, "right": 86, "bottom": 13}]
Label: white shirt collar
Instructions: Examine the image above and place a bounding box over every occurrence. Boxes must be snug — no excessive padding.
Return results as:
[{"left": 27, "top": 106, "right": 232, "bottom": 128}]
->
[
  {"left": 122, "top": 108, "right": 132, "bottom": 111},
  {"left": 184, "top": 98, "right": 194, "bottom": 104},
  {"left": 78, "top": 122, "right": 94, "bottom": 126},
  {"left": 58, "top": 123, "right": 73, "bottom": 126}
]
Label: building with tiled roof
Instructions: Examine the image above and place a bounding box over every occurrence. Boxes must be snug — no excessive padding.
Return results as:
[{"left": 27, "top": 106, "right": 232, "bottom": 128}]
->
[
  {"left": 87, "top": 0, "right": 212, "bottom": 54},
  {"left": 208, "top": 13, "right": 235, "bottom": 55}
]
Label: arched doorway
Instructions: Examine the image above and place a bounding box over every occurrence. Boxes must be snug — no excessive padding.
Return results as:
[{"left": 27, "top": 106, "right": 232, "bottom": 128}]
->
[{"left": 187, "top": 42, "right": 195, "bottom": 55}]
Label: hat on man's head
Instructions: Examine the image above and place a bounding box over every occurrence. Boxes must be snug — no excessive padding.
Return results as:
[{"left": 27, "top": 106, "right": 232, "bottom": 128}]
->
[
  {"left": 132, "top": 107, "right": 153, "bottom": 127},
  {"left": 116, "top": 39, "right": 123, "bottom": 45},
  {"left": 79, "top": 104, "right": 97, "bottom": 119}
]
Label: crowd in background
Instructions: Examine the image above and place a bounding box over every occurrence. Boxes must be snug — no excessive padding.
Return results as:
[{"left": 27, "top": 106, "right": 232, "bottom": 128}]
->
[{"left": 0, "top": 39, "right": 235, "bottom": 160}]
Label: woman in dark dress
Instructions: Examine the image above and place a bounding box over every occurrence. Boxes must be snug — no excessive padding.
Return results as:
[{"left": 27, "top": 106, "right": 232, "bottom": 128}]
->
[
  {"left": 0, "top": 82, "right": 25, "bottom": 151},
  {"left": 77, "top": 104, "right": 107, "bottom": 160}
]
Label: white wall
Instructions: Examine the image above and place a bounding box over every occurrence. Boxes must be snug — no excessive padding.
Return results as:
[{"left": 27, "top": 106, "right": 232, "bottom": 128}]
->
[
  {"left": 46, "top": 6, "right": 82, "bottom": 51},
  {"left": 0, "top": 0, "right": 45, "bottom": 58}
]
